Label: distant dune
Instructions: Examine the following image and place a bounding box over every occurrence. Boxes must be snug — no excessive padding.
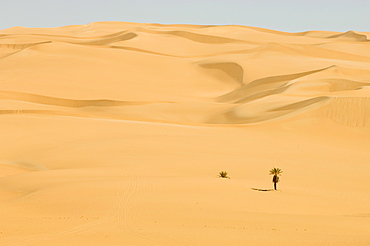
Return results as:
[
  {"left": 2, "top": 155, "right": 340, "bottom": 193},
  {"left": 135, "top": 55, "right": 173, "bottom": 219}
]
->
[{"left": 0, "top": 22, "right": 369, "bottom": 245}]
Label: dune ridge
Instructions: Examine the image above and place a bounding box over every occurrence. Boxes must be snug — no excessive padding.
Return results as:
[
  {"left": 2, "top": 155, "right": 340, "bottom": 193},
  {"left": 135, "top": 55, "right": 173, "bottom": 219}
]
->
[
  {"left": 328, "top": 30, "right": 369, "bottom": 42},
  {"left": 0, "top": 41, "right": 51, "bottom": 50},
  {"left": 0, "top": 90, "right": 161, "bottom": 107}
]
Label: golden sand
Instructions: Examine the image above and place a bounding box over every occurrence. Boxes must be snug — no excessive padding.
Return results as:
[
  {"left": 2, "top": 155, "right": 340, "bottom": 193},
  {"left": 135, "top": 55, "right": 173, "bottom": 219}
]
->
[{"left": 0, "top": 22, "right": 369, "bottom": 245}]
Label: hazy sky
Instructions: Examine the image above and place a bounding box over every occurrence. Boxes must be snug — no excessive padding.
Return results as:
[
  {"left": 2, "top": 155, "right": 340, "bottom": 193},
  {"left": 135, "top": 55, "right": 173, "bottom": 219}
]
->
[{"left": 2, "top": 0, "right": 369, "bottom": 32}]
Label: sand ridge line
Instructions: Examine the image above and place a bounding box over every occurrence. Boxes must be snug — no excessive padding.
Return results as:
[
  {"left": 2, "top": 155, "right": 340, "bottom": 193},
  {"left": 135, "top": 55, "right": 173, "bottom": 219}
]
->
[
  {"left": 217, "top": 66, "right": 331, "bottom": 103},
  {"left": 0, "top": 41, "right": 52, "bottom": 50},
  {"left": 0, "top": 91, "right": 174, "bottom": 107}
]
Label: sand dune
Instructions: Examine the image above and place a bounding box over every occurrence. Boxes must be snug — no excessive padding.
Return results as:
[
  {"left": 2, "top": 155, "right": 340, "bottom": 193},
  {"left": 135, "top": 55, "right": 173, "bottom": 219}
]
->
[
  {"left": 0, "top": 90, "right": 146, "bottom": 107},
  {"left": 0, "top": 22, "right": 370, "bottom": 246},
  {"left": 328, "top": 30, "right": 369, "bottom": 42}
]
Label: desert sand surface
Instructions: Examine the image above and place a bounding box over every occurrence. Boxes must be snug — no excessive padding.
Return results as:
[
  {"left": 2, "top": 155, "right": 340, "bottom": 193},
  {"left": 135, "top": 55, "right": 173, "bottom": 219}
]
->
[{"left": 0, "top": 22, "right": 370, "bottom": 245}]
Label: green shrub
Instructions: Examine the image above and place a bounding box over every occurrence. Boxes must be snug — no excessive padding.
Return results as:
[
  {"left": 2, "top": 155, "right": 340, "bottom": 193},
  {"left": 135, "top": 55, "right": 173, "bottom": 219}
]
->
[{"left": 219, "top": 171, "right": 230, "bottom": 179}]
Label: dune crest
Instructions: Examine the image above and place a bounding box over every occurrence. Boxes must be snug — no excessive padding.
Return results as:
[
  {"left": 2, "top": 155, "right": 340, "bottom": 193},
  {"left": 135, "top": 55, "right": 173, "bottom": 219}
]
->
[{"left": 328, "top": 30, "right": 369, "bottom": 42}]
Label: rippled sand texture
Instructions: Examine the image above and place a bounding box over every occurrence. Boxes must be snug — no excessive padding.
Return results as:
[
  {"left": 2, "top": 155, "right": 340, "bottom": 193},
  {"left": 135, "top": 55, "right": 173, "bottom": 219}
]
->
[{"left": 0, "top": 22, "right": 369, "bottom": 245}]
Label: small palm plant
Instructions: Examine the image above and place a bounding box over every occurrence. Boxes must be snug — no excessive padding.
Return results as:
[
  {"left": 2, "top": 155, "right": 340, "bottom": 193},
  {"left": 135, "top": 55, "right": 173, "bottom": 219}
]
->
[
  {"left": 269, "top": 168, "right": 282, "bottom": 190},
  {"left": 219, "top": 171, "right": 230, "bottom": 179}
]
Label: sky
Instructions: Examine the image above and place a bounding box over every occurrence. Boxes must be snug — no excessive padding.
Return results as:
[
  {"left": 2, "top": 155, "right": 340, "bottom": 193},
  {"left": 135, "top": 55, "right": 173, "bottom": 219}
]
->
[{"left": 1, "top": 0, "right": 370, "bottom": 32}]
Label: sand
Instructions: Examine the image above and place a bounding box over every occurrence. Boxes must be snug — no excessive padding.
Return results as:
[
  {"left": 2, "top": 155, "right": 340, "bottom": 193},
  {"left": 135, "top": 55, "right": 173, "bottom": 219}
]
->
[{"left": 0, "top": 22, "right": 369, "bottom": 245}]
